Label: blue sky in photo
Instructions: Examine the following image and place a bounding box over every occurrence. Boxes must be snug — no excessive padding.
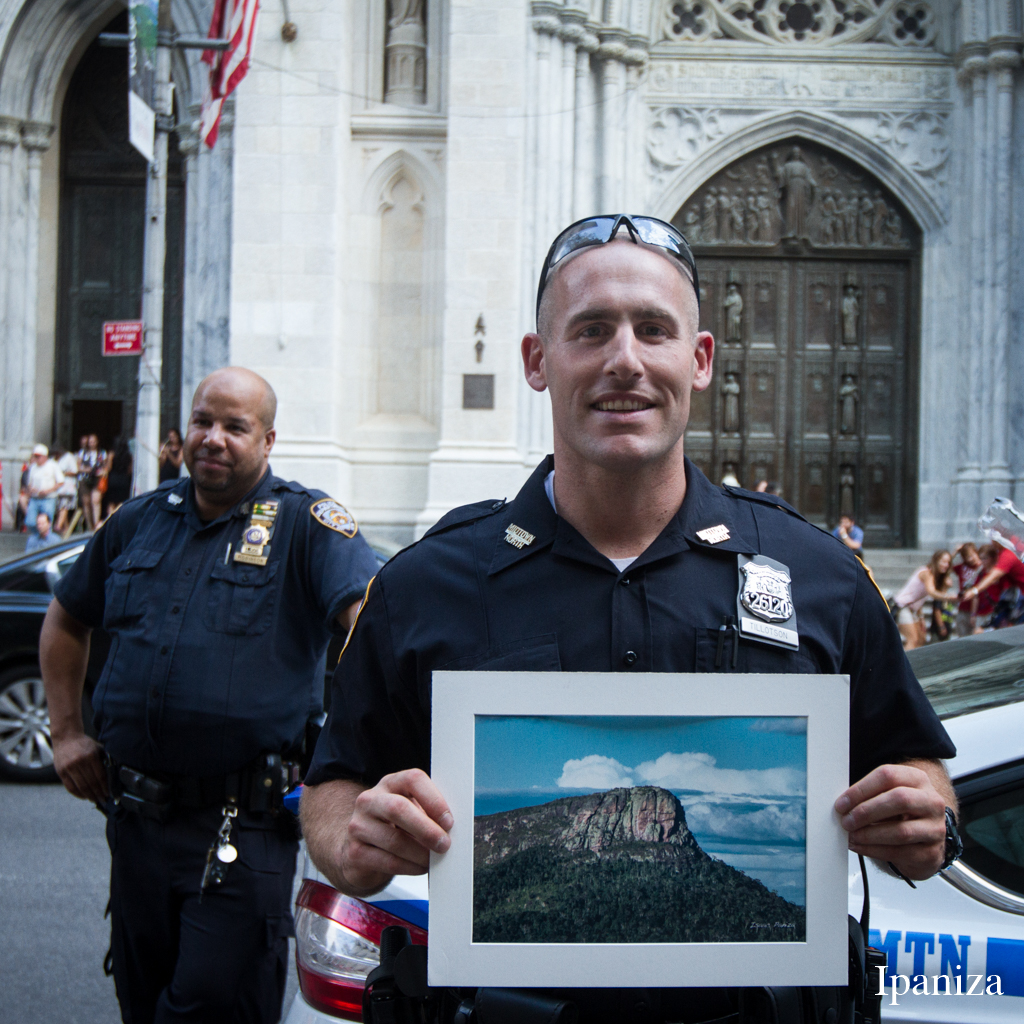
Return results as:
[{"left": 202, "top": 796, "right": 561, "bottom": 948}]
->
[{"left": 474, "top": 715, "right": 807, "bottom": 906}]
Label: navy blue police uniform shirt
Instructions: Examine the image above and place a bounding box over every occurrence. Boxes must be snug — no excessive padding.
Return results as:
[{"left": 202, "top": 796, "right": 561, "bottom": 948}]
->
[
  {"left": 54, "top": 468, "right": 380, "bottom": 778},
  {"left": 307, "top": 456, "right": 954, "bottom": 790}
]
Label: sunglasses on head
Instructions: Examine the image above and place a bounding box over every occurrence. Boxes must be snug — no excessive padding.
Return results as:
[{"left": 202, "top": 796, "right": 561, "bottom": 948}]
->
[{"left": 535, "top": 214, "right": 700, "bottom": 324}]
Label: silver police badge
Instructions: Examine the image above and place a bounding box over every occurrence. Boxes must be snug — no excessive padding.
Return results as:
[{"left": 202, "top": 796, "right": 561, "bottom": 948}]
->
[{"left": 739, "top": 561, "right": 794, "bottom": 623}]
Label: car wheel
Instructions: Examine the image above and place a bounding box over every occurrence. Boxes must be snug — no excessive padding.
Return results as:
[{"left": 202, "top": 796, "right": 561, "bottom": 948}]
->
[{"left": 0, "top": 666, "right": 59, "bottom": 782}]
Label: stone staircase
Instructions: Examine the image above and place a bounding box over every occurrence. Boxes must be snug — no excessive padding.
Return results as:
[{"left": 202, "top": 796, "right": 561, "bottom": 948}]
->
[{"left": 861, "top": 549, "right": 934, "bottom": 598}]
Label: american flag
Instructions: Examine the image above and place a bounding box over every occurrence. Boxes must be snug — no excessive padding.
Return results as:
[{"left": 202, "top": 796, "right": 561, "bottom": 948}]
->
[{"left": 200, "top": 0, "right": 261, "bottom": 148}]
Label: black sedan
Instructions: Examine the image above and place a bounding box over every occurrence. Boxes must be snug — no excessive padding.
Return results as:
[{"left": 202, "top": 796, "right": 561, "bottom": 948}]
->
[{"left": 0, "top": 538, "right": 109, "bottom": 782}]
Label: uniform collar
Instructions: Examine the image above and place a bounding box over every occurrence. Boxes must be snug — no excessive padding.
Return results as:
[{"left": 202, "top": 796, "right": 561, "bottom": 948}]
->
[
  {"left": 175, "top": 466, "right": 277, "bottom": 532},
  {"left": 489, "top": 455, "right": 758, "bottom": 576},
  {"left": 488, "top": 457, "right": 559, "bottom": 575}
]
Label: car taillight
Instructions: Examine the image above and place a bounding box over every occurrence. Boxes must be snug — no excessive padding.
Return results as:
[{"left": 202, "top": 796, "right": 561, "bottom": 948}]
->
[{"left": 294, "top": 879, "right": 427, "bottom": 1021}]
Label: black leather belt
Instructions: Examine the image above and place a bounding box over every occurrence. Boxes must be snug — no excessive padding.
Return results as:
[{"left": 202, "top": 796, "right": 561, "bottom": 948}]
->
[{"left": 107, "top": 753, "right": 300, "bottom": 821}]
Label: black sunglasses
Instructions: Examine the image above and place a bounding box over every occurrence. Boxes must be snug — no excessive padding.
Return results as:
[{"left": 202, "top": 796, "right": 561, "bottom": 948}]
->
[{"left": 535, "top": 214, "right": 700, "bottom": 325}]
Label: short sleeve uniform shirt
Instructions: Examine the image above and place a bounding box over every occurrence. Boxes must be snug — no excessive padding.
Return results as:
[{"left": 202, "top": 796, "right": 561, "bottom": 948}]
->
[
  {"left": 307, "top": 458, "right": 953, "bottom": 789},
  {"left": 55, "top": 468, "right": 380, "bottom": 777}
]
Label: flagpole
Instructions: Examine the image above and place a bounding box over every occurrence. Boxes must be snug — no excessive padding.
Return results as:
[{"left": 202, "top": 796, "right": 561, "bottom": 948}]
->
[{"left": 133, "top": 0, "right": 172, "bottom": 496}]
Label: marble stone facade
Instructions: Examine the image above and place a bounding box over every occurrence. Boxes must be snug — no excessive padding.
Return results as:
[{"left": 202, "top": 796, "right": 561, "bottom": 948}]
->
[{"left": 0, "top": 0, "right": 1021, "bottom": 546}]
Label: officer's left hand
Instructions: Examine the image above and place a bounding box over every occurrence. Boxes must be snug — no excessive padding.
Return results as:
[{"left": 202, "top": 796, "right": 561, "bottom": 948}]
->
[{"left": 835, "top": 760, "right": 950, "bottom": 880}]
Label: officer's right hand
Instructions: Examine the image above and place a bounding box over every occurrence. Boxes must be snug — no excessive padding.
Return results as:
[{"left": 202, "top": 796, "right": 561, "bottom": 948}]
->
[
  {"left": 342, "top": 769, "right": 453, "bottom": 891},
  {"left": 53, "top": 732, "right": 108, "bottom": 803}
]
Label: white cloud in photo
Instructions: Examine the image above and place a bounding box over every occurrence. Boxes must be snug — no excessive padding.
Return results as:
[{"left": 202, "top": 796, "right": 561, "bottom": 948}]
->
[
  {"left": 633, "top": 751, "right": 805, "bottom": 798},
  {"left": 685, "top": 800, "right": 806, "bottom": 844},
  {"left": 557, "top": 754, "right": 634, "bottom": 790},
  {"left": 557, "top": 750, "right": 804, "bottom": 801},
  {"left": 749, "top": 717, "right": 806, "bottom": 735}
]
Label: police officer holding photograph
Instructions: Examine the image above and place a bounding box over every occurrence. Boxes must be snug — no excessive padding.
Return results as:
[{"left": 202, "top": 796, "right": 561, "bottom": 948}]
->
[
  {"left": 40, "top": 367, "right": 379, "bottom": 1024},
  {"left": 300, "top": 216, "right": 961, "bottom": 1023}
]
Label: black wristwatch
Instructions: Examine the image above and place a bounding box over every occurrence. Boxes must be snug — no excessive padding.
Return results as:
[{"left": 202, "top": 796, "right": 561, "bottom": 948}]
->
[{"left": 941, "top": 806, "right": 963, "bottom": 871}]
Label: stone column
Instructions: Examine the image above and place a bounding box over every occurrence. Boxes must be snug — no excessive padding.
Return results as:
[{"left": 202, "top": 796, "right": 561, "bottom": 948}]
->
[
  {"left": 984, "top": 42, "right": 1019, "bottom": 488},
  {"left": 0, "top": 116, "right": 21, "bottom": 455},
  {"left": 572, "top": 31, "right": 598, "bottom": 220},
  {"left": 596, "top": 32, "right": 628, "bottom": 210},
  {"left": 19, "top": 123, "right": 52, "bottom": 446},
  {"left": 953, "top": 51, "right": 987, "bottom": 532},
  {"left": 558, "top": 27, "right": 578, "bottom": 227},
  {"left": 384, "top": 1, "right": 427, "bottom": 106}
]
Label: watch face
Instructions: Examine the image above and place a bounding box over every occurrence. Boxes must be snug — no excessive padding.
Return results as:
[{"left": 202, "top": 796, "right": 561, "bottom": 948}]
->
[{"left": 943, "top": 806, "right": 963, "bottom": 870}]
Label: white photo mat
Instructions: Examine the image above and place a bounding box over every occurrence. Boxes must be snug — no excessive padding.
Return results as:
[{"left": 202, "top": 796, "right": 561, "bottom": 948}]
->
[{"left": 429, "top": 671, "right": 850, "bottom": 988}]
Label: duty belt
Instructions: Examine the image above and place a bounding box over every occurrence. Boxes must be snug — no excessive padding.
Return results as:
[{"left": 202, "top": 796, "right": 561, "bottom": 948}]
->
[{"left": 106, "top": 752, "right": 301, "bottom": 822}]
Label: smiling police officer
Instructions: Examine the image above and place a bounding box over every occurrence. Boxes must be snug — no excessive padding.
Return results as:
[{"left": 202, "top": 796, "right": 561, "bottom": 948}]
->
[
  {"left": 40, "top": 367, "right": 379, "bottom": 1024},
  {"left": 301, "top": 217, "right": 959, "bottom": 1023}
]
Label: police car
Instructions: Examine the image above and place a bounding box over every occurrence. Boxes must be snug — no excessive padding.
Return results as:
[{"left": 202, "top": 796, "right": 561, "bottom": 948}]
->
[{"left": 284, "top": 627, "right": 1024, "bottom": 1024}]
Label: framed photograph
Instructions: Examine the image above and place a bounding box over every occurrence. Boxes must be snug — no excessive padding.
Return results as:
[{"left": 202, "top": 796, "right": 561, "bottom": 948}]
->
[{"left": 429, "top": 671, "right": 849, "bottom": 988}]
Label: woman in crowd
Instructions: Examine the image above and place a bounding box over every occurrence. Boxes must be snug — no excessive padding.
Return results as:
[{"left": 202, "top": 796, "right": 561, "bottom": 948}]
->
[
  {"left": 892, "top": 549, "right": 957, "bottom": 650},
  {"left": 77, "top": 434, "right": 106, "bottom": 530},
  {"left": 102, "top": 437, "right": 133, "bottom": 521},
  {"left": 158, "top": 427, "right": 184, "bottom": 483}
]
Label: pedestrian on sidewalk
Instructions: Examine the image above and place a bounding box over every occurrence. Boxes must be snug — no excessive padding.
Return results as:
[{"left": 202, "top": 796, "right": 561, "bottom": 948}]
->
[{"left": 25, "top": 445, "right": 64, "bottom": 535}]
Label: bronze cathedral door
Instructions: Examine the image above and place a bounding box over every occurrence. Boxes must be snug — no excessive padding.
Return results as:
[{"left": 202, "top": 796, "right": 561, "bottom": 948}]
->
[{"left": 675, "top": 140, "right": 920, "bottom": 548}]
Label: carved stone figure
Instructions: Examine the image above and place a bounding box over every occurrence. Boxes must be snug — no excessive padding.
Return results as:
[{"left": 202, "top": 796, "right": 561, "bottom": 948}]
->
[
  {"left": 840, "top": 466, "right": 856, "bottom": 517},
  {"left": 729, "top": 195, "right": 745, "bottom": 242},
  {"left": 722, "top": 373, "right": 741, "bottom": 432},
  {"left": 724, "top": 282, "right": 743, "bottom": 342},
  {"left": 873, "top": 197, "right": 888, "bottom": 245},
  {"left": 843, "top": 193, "right": 859, "bottom": 246},
  {"left": 773, "top": 146, "right": 816, "bottom": 239},
  {"left": 884, "top": 209, "right": 903, "bottom": 246},
  {"left": 745, "top": 193, "right": 759, "bottom": 241},
  {"left": 385, "top": 0, "right": 427, "bottom": 105},
  {"left": 839, "top": 374, "right": 859, "bottom": 434},
  {"left": 702, "top": 190, "right": 718, "bottom": 240},
  {"left": 756, "top": 192, "right": 775, "bottom": 242},
  {"left": 682, "top": 208, "right": 701, "bottom": 242},
  {"left": 717, "top": 191, "right": 731, "bottom": 240},
  {"left": 821, "top": 191, "right": 838, "bottom": 245},
  {"left": 842, "top": 285, "right": 860, "bottom": 345},
  {"left": 859, "top": 195, "right": 875, "bottom": 247}
]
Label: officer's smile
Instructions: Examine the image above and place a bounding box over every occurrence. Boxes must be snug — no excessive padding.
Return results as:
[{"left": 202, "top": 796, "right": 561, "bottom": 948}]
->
[{"left": 593, "top": 398, "right": 656, "bottom": 412}]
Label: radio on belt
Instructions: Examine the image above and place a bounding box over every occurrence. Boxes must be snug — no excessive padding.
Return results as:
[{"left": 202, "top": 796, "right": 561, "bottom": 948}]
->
[{"left": 736, "top": 553, "right": 800, "bottom": 651}]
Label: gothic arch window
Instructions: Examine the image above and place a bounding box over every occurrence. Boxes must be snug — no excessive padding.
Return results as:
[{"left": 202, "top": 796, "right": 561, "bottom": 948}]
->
[
  {"left": 375, "top": 167, "right": 433, "bottom": 422},
  {"left": 677, "top": 138, "right": 921, "bottom": 547}
]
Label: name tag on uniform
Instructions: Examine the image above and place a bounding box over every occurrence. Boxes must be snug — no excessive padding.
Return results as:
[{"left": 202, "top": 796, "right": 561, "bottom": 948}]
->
[{"left": 736, "top": 554, "right": 800, "bottom": 651}]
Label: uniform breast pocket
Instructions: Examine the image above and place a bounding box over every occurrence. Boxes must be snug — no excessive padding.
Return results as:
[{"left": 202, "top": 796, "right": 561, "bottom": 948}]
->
[
  {"left": 465, "top": 634, "right": 562, "bottom": 672},
  {"left": 103, "top": 549, "right": 165, "bottom": 629},
  {"left": 205, "top": 562, "right": 280, "bottom": 636},
  {"left": 695, "top": 628, "right": 819, "bottom": 674}
]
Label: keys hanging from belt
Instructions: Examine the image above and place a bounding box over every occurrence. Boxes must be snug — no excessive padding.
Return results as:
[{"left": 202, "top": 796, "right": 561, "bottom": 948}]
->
[{"left": 199, "top": 801, "right": 238, "bottom": 902}]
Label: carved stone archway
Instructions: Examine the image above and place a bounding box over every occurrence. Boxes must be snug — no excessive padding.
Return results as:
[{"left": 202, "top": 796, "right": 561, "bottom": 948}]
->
[{"left": 676, "top": 137, "right": 921, "bottom": 547}]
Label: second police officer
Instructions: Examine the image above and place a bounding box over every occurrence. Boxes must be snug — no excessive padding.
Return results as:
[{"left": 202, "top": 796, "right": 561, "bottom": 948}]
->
[
  {"left": 300, "top": 217, "right": 960, "bottom": 1024},
  {"left": 40, "top": 367, "right": 380, "bottom": 1024}
]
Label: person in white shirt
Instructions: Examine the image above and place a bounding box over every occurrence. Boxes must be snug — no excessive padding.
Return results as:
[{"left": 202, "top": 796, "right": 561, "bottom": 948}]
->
[
  {"left": 54, "top": 448, "right": 80, "bottom": 534},
  {"left": 25, "top": 444, "right": 64, "bottom": 535}
]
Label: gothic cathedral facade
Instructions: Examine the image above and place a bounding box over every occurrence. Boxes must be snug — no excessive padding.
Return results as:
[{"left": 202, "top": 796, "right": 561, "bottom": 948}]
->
[{"left": 0, "top": 1, "right": 1021, "bottom": 547}]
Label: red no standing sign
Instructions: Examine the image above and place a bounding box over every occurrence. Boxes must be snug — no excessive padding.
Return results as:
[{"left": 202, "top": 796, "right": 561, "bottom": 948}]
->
[{"left": 103, "top": 321, "right": 143, "bottom": 356}]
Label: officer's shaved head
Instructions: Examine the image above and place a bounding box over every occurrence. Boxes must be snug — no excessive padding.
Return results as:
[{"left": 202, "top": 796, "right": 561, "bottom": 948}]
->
[{"left": 192, "top": 367, "right": 277, "bottom": 430}]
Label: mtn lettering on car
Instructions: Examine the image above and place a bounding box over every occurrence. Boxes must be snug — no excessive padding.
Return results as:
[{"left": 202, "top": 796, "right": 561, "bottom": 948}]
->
[{"left": 736, "top": 553, "right": 800, "bottom": 651}]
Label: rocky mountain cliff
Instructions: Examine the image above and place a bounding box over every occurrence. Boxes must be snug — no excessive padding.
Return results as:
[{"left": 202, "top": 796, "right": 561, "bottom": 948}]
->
[
  {"left": 475, "top": 786, "right": 701, "bottom": 869},
  {"left": 473, "top": 786, "right": 805, "bottom": 944}
]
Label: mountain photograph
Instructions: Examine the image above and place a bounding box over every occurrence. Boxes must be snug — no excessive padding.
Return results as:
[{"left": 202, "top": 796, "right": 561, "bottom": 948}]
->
[{"left": 473, "top": 715, "right": 807, "bottom": 945}]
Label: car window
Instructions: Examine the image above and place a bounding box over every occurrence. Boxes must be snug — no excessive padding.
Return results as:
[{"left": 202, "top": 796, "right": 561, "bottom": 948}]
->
[
  {"left": 956, "top": 760, "right": 1024, "bottom": 898},
  {"left": 0, "top": 567, "right": 51, "bottom": 594},
  {"left": 908, "top": 628, "right": 1024, "bottom": 718},
  {"left": 51, "top": 551, "right": 81, "bottom": 578}
]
